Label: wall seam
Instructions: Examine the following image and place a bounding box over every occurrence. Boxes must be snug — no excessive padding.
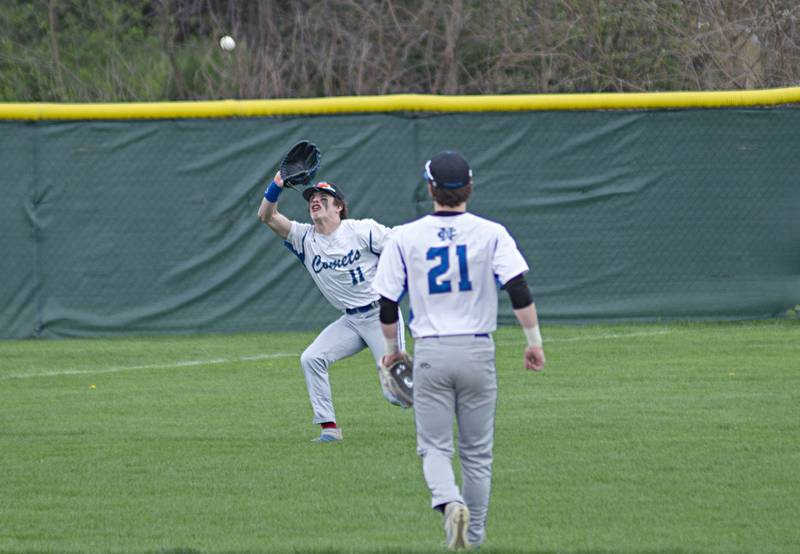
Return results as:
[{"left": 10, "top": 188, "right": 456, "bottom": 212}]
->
[{"left": 30, "top": 121, "right": 43, "bottom": 338}]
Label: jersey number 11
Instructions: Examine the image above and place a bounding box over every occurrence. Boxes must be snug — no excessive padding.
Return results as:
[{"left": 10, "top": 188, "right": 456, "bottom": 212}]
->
[{"left": 349, "top": 266, "right": 365, "bottom": 285}]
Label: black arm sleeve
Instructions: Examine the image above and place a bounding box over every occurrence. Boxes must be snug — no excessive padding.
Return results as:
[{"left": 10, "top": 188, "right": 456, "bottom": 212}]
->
[
  {"left": 379, "top": 296, "right": 400, "bottom": 324},
  {"left": 502, "top": 273, "right": 533, "bottom": 309}
]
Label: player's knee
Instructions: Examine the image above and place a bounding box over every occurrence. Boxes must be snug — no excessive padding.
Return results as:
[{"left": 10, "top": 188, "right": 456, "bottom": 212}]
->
[
  {"left": 418, "top": 445, "right": 455, "bottom": 458},
  {"left": 458, "top": 449, "right": 493, "bottom": 475},
  {"left": 300, "top": 348, "right": 326, "bottom": 371}
]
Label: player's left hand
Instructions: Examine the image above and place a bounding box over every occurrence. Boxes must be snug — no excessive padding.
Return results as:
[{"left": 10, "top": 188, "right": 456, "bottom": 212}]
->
[
  {"left": 279, "top": 140, "right": 321, "bottom": 188},
  {"left": 379, "top": 351, "right": 413, "bottom": 408},
  {"left": 525, "top": 346, "right": 545, "bottom": 371},
  {"left": 381, "top": 351, "right": 407, "bottom": 368}
]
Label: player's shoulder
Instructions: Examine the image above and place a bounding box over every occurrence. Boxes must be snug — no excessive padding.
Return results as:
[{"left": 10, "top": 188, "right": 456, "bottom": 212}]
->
[
  {"left": 340, "top": 217, "right": 387, "bottom": 237},
  {"left": 463, "top": 212, "right": 509, "bottom": 234},
  {"left": 290, "top": 220, "right": 313, "bottom": 237},
  {"left": 343, "top": 217, "right": 382, "bottom": 230},
  {"left": 390, "top": 214, "right": 431, "bottom": 237},
  {"left": 462, "top": 211, "right": 498, "bottom": 225}
]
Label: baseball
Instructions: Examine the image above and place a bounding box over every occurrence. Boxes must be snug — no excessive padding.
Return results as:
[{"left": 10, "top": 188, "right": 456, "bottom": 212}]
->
[{"left": 219, "top": 35, "right": 236, "bottom": 51}]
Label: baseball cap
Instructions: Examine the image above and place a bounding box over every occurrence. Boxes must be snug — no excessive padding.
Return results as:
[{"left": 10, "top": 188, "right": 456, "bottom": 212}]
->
[
  {"left": 423, "top": 150, "right": 473, "bottom": 189},
  {"left": 302, "top": 181, "right": 345, "bottom": 201}
]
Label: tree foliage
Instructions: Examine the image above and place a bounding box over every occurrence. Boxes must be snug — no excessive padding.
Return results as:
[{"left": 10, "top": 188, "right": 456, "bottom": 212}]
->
[{"left": 2, "top": 0, "right": 799, "bottom": 102}]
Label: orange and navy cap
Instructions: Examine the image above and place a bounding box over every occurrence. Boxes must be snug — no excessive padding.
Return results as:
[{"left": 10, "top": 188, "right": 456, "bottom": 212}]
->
[{"left": 302, "top": 181, "right": 345, "bottom": 201}]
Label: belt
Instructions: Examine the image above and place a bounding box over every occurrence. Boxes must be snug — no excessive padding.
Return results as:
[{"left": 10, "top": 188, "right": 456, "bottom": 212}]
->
[{"left": 345, "top": 300, "right": 380, "bottom": 315}]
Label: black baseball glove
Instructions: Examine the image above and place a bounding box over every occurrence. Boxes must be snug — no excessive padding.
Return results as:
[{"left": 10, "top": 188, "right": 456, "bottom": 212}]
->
[
  {"left": 380, "top": 353, "right": 413, "bottom": 408},
  {"left": 280, "top": 140, "right": 321, "bottom": 188}
]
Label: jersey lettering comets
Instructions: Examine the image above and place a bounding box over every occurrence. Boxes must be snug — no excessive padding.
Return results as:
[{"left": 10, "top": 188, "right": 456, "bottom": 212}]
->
[{"left": 311, "top": 249, "right": 361, "bottom": 273}]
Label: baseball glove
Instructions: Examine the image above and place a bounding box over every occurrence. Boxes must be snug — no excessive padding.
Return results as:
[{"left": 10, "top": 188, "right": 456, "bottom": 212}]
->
[
  {"left": 380, "top": 354, "right": 414, "bottom": 408},
  {"left": 280, "top": 140, "right": 321, "bottom": 188}
]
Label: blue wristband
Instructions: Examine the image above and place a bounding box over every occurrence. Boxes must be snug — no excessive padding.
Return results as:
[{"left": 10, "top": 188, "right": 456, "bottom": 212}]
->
[{"left": 264, "top": 181, "right": 282, "bottom": 203}]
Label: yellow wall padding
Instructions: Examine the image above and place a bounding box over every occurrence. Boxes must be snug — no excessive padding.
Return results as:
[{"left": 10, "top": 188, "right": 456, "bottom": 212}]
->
[{"left": 2, "top": 87, "right": 800, "bottom": 120}]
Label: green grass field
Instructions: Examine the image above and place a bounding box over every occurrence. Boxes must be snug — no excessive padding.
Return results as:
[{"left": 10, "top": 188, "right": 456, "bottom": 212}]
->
[{"left": 1, "top": 321, "right": 799, "bottom": 554}]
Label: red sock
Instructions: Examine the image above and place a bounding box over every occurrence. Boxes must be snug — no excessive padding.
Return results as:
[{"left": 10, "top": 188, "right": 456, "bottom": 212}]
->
[{"left": 321, "top": 422, "right": 337, "bottom": 429}]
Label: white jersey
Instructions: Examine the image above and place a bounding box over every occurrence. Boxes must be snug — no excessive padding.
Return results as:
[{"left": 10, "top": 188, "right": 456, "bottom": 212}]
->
[
  {"left": 372, "top": 211, "right": 529, "bottom": 338},
  {"left": 285, "top": 218, "right": 391, "bottom": 311}
]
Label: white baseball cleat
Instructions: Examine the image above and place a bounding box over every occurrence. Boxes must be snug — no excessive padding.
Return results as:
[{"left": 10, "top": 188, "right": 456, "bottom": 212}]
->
[
  {"left": 312, "top": 428, "right": 343, "bottom": 442},
  {"left": 444, "top": 502, "right": 471, "bottom": 550}
]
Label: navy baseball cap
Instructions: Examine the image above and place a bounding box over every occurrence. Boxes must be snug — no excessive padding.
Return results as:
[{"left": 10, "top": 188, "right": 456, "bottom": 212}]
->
[
  {"left": 302, "top": 181, "right": 345, "bottom": 201},
  {"left": 423, "top": 150, "right": 473, "bottom": 189}
]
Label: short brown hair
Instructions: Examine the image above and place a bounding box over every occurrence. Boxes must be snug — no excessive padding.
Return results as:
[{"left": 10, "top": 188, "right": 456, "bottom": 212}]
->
[
  {"left": 431, "top": 181, "right": 472, "bottom": 207},
  {"left": 334, "top": 197, "right": 348, "bottom": 219}
]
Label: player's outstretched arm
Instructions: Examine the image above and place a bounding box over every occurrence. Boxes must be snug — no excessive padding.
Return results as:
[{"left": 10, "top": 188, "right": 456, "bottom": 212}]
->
[{"left": 258, "top": 171, "right": 292, "bottom": 239}]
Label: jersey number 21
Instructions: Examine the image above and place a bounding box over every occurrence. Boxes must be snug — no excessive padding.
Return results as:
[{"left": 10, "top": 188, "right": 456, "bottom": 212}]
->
[{"left": 427, "top": 245, "right": 472, "bottom": 294}]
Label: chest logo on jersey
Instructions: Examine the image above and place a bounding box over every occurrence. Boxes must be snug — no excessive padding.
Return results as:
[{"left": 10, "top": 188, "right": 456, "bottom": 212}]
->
[
  {"left": 438, "top": 227, "right": 456, "bottom": 240},
  {"left": 311, "top": 249, "right": 361, "bottom": 273}
]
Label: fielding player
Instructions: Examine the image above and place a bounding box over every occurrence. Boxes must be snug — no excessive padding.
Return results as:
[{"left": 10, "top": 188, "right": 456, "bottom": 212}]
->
[
  {"left": 373, "top": 151, "right": 546, "bottom": 549},
  {"left": 258, "top": 170, "right": 405, "bottom": 443}
]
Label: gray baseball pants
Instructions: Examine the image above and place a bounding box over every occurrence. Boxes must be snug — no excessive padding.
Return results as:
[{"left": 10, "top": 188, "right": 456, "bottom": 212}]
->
[
  {"left": 413, "top": 334, "right": 497, "bottom": 547},
  {"left": 300, "top": 307, "right": 404, "bottom": 424}
]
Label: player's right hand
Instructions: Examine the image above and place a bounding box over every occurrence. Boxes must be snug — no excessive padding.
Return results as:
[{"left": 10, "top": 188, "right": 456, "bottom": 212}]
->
[
  {"left": 273, "top": 171, "right": 285, "bottom": 187},
  {"left": 525, "top": 346, "right": 545, "bottom": 372}
]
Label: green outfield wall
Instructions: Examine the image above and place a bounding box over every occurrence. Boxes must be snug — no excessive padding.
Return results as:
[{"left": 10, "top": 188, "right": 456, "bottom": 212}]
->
[{"left": 1, "top": 92, "right": 799, "bottom": 338}]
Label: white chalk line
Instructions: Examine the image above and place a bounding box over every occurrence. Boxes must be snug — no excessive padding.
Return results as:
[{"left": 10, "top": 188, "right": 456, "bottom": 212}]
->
[
  {"left": 4, "top": 330, "right": 670, "bottom": 380},
  {"left": 1, "top": 352, "right": 295, "bottom": 380}
]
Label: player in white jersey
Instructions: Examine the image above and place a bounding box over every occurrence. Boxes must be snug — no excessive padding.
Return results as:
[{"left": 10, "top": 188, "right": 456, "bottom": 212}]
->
[
  {"left": 372, "top": 151, "right": 546, "bottom": 549},
  {"left": 258, "top": 169, "right": 405, "bottom": 443}
]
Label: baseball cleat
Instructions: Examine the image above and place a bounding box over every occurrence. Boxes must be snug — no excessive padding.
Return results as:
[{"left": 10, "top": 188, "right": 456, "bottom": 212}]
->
[
  {"left": 444, "top": 502, "right": 470, "bottom": 550},
  {"left": 312, "top": 428, "right": 343, "bottom": 442}
]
